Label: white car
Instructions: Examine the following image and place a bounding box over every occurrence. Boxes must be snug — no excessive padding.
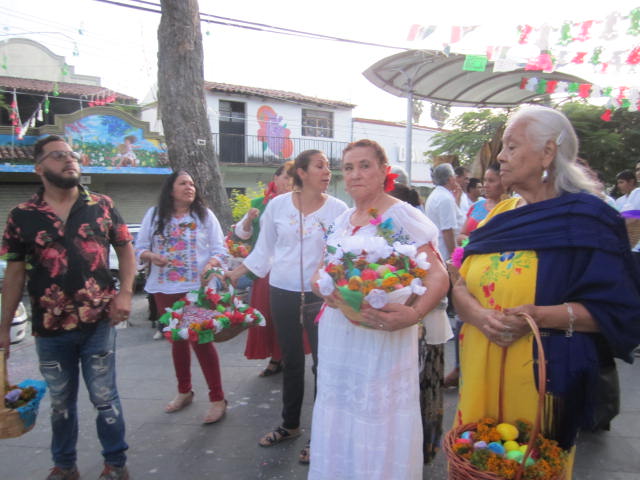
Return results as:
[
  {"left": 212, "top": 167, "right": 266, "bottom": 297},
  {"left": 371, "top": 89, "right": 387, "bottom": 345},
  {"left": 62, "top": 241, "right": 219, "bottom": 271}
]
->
[
  {"left": 109, "top": 224, "right": 146, "bottom": 290},
  {"left": 0, "top": 259, "right": 28, "bottom": 344}
]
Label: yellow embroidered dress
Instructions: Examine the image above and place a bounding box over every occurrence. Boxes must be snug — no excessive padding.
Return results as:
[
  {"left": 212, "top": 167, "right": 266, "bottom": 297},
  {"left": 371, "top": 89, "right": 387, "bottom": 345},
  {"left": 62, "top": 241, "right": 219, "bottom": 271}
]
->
[{"left": 455, "top": 197, "right": 575, "bottom": 477}]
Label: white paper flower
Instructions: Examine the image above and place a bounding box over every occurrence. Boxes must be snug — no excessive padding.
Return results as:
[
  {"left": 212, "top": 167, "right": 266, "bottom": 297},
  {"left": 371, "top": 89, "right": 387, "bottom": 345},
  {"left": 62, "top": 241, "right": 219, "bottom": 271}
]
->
[
  {"left": 340, "top": 236, "right": 368, "bottom": 256},
  {"left": 317, "top": 269, "right": 335, "bottom": 296},
  {"left": 325, "top": 245, "right": 343, "bottom": 264},
  {"left": 186, "top": 292, "right": 199, "bottom": 303},
  {"left": 364, "top": 237, "right": 394, "bottom": 263},
  {"left": 365, "top": 289, "right": 389, "bottom": 309},
  {"left": 415, "top": 252, "right": 431, "bottom": 270},
  {"left": 178, "top": 328, "right": 189, "bottom": 340},
  {"left": 393, "top": 241, "right": 417, "bottom": 258},
  {"left": 410, "top": 278, "right": 427, "bottom": 295},
  {"left": 168, "top": 317, "right": 179, "bottom": 329},
  {"left": 256, "top": 314, "right": 266, "bottom": 327},
  {"left": 213, "top": 319, "right": 224, "bottom": 332}
]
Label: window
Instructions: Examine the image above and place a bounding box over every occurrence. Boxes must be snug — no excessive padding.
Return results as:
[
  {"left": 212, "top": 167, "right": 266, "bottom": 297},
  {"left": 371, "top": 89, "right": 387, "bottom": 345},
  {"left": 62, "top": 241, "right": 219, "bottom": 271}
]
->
[{"left": 302, "top": 109, "right": 333, "bottom": 138}]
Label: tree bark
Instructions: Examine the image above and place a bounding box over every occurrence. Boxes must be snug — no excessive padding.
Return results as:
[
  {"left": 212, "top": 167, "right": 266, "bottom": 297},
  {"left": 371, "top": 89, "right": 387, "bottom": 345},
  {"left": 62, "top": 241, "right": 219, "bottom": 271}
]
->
[{"left": 158, "top": 0, "right": 232, "bottom": 228}]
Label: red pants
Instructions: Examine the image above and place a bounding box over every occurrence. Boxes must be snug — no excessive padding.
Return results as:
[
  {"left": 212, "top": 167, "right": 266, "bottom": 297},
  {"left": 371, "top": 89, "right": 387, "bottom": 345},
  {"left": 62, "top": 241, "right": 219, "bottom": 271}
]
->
[{"left": 154, "top": 292, "right": 224, "bottom": 402}]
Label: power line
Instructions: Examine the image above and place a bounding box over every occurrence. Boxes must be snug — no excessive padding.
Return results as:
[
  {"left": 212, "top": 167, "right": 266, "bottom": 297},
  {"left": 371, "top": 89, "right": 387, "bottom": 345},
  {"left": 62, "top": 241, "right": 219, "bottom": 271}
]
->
[{"left": 94, "top": 0, "right": 408, "bottom": 51}]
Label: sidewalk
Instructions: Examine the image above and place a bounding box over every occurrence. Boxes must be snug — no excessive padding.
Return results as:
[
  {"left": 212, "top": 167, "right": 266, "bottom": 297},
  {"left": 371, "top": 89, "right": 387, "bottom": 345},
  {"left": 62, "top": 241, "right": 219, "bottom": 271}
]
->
[{"left": 1, "top": 292, "right": 638, "bottom": 479}]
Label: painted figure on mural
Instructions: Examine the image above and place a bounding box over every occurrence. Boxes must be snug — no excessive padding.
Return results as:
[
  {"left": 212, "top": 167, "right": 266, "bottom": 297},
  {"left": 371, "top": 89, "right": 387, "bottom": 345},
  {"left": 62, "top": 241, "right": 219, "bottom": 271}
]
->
[{"left": 112, "top": 135, "right": 139, "bottom": 167}]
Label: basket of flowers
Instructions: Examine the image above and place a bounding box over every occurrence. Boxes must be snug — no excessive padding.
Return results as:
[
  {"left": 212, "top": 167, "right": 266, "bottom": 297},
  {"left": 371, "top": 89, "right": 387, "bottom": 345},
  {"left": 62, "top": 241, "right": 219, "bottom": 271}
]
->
[
  {"left": 158, "top": 269, "right": 265, "bottom": 343},
  {"left": 1, "top": 349, "right": 47, "bottom": 439},
  {"left": 443, "top": 313, "right": 568, "bottom": 480},
  {"left": 315, "top": 209, "right": 431, "bottom": 327},
  {"left": 224, "top": 226, "right": 252, "bottom": 268}
]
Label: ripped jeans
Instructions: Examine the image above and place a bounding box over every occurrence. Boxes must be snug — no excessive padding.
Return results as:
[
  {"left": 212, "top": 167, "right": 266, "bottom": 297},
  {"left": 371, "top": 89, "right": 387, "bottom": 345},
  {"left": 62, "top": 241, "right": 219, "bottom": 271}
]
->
[{"left": 36, "top": 321, "right": 128, "bottom": 469}]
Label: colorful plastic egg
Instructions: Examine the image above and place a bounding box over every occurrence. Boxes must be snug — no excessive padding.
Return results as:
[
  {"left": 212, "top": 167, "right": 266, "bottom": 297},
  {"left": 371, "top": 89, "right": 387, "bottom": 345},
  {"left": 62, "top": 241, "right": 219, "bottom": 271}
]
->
[
  {"left": 519, "top": 445, "right": 529, "bottom": 454},
  {"left": 473, "top": 441, "right": 488, "bottom": 449},
  {"left": 504, "top": 440, "right": 519, "bottom": 452},
  {"left": 487, "top": 442, "right": 505, "bottom": 456},
  {"left": 496, "top": 423, "right": 519, "bottom": 441},
  {"left": 460, "top": 431, "right": 473, "bottom": 440},
  {"left": 348, "top": 268, "right": 361, "bottom": 278},
  {"left": 456, "top": 438, "right": 471, "bottom": 444},
  {"left": 506, "top": 450, "right": 524, "bottom": 462},
  {"left": 524, "top": 457, "right": 535, "bottom": 467}
]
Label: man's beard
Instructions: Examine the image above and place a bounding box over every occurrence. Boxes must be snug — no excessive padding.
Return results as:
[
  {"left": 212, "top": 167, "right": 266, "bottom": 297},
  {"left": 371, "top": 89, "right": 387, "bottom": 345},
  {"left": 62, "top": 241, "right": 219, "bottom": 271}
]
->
[{"left": 43, "top": 169, "right": 80, "bottom": 189}]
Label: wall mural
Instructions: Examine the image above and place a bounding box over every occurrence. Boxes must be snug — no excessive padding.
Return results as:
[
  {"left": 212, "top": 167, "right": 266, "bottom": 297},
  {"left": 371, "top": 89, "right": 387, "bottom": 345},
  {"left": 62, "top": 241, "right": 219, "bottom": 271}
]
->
[
  {"left": 64, "top": 114, "right": 168, "bottom": 171},
  {"left": 0, "top": 109, "right": 170, "bottom": 174},
  {"left": 256, "top": 105, "right": 293, "bottom": 159}
]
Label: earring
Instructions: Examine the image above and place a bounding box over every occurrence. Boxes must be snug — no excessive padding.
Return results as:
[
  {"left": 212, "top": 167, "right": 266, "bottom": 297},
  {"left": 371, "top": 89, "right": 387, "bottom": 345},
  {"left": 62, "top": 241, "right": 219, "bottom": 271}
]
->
[{"left": 541, "top": 169, "right": 549, "bottom": 182}]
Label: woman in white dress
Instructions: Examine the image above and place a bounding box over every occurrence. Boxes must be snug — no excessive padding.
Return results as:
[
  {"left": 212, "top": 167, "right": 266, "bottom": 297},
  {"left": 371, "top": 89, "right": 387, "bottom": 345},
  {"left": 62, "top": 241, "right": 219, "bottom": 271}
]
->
[{"left": 309, "top": 140, "right": 449, "bottom": 479}]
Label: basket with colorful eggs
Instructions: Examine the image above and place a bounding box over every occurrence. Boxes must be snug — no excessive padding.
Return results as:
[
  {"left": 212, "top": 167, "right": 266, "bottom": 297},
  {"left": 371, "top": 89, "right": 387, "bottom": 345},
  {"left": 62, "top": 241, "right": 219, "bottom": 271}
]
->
[
  {"left": 158, "top": 269, "right": 265, "bottom": 343},
  {"left": 1, "top": 350, "right": 47, "bottom": 439},
  {"left": 443, "top": 313, "right": 568, "bottom": 480},
  {"left": 445, "top": 417, "right": 567, "bottom": 480},
  {"left": 224, "top": 226, "right": 251, "bottom": 259},
  {"left": 315, "top": 209, "right": 431, "bottom": 327}
]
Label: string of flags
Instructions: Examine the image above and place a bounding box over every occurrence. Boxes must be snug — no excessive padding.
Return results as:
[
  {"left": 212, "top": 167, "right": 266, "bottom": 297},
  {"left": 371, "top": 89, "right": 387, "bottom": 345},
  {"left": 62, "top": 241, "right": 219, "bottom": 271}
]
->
[
  {"left": 407, "top": 6, "right": 640, "bottom": 116},
  {"left": 520, "top": 77, "right": 637, "bottom": 120}
]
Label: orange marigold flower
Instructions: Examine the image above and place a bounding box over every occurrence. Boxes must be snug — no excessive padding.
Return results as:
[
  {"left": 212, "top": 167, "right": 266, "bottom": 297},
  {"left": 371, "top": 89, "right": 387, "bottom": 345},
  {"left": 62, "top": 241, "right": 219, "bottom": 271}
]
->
[{"left": 381, "top": 276, "right": 399, "bottom": 289}]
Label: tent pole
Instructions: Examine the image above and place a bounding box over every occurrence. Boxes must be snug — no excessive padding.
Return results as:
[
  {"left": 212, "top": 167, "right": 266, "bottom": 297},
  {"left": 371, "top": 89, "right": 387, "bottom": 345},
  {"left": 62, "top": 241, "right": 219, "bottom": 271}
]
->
[{"left": 405, "top": 89, "right": 413, "bottom": 185}]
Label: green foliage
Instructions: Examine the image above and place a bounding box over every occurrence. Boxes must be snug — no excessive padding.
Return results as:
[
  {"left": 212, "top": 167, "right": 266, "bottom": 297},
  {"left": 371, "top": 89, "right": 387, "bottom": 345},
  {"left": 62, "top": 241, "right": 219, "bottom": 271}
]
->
[
  {"left": 228, "top": 182, "right": 264, "bottom": 221},
  {"left": 424, "top": 110, "right": 507, "bottom": 165},
  {"left": 560, "top": 102, "right": 640, "bottom": 186}
]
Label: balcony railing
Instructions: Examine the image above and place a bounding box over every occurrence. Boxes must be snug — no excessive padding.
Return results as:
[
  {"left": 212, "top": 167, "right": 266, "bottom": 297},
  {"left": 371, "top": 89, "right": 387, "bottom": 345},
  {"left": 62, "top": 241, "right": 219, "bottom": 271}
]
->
[{"left": 212, "top": 133, "right": 348, "bottom": 168}]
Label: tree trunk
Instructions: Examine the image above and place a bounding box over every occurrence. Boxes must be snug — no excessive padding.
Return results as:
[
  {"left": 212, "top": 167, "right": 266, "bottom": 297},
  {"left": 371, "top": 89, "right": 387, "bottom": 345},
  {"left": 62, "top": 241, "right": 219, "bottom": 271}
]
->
[{"left": 157, "top": 0, "right": 232, "bottom": 228}]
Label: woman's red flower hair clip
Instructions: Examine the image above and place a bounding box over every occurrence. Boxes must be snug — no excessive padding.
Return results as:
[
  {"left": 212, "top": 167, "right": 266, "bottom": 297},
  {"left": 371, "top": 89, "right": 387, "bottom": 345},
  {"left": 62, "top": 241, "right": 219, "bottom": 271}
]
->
[{"left": 384, "top": 165, "right": 399, "bottom": 192}]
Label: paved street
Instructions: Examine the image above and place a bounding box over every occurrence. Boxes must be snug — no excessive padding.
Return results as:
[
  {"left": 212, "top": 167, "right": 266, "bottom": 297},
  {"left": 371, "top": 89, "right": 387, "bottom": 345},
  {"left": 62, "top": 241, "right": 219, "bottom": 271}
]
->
[{"left": 1, "top": 293, "right": 639, "bottom": 479}]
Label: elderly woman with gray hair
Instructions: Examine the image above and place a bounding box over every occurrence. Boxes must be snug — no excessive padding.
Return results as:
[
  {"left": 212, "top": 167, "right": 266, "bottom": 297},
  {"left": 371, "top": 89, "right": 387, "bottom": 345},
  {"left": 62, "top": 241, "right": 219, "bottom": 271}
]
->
[{"left": 452, "top": 106, "right": 640, "bottom": 477}]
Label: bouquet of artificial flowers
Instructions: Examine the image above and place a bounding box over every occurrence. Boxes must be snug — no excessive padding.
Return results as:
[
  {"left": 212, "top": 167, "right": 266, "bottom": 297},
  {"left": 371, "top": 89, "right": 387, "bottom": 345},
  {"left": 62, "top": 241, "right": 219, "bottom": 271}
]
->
[
  {"left": 158, "top": 270, "right": 265, "bottom": 343},
  {"left": 315, "top": 209, "right": 431, "bottom": 326}
]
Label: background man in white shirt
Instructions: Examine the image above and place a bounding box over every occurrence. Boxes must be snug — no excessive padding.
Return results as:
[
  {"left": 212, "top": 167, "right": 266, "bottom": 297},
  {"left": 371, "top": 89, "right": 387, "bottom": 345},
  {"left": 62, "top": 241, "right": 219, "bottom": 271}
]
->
[{"left": 425, "top": 163, "right": 463, "bottom": 261}]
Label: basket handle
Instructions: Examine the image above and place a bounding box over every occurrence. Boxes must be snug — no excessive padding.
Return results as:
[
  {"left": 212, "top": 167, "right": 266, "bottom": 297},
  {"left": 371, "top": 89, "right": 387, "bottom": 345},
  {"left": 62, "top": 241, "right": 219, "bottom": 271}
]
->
[
  {"left": 202, "top": 267, "right": 235, "bottom": 297},
  {"left": 500, "top": 313, "right": 546, "bottom": 480},
  {"left": 0, "top": 348, "right": 7, "bottom": 402}
]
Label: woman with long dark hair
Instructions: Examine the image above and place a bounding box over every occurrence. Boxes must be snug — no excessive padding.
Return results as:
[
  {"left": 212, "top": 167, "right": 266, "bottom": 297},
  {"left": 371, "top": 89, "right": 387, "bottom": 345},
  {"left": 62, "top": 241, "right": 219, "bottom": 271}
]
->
[
  {"left": 227, "top": 150, "right": 347, "bottom": 464},
  {"left": 135, "top": 171, "right": 229, "bottom": 424}
]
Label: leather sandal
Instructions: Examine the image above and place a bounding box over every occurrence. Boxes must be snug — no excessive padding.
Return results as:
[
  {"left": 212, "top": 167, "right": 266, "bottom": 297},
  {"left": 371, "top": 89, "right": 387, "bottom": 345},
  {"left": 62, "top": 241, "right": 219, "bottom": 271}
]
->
[
  {"left": 299, "top": 440, "right": 311, "bottom": 464},
  {"left": 164, "top": 391, "right": 194, "bottom": 413},
  {"left": 259, "top": 360, "right": 283, "bottom": 377},
  {"left": 258, "top": 426, "right": 301, "bottom": 447},
  {"left": 203, "top": 399, "right": 227, "bottom": 424}
]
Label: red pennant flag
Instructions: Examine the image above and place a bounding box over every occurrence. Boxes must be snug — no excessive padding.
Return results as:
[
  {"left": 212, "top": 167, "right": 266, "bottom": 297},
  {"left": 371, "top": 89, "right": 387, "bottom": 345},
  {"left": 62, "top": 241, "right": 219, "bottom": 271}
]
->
[
  {"left": 578, "top": 84, "right": 592, "bottom": 98},
  {"left": 571, "top": 52, "right": 587, "bottom": 64},
  {"left": 546, "top": 80, "right": 558, "bottom": 93},
  {"left": 601, "top": 109, "right": 612, "bottom": 121}
]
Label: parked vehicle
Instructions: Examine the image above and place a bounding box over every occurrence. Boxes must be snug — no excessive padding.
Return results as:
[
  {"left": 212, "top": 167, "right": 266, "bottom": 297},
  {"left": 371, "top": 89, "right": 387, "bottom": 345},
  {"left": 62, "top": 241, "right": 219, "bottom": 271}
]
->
[
  {"left": 109, "top": 224, "right": 146, "bottom": 291},
  {"left": 0, "top": 259, "right": 28, "bottom": 344}
]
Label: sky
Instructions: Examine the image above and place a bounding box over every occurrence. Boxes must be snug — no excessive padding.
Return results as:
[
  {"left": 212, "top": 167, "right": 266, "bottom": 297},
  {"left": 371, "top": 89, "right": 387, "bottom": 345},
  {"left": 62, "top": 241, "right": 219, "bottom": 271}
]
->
[{"left": 1, "top": 0, "right": 639, "bottom": 127}]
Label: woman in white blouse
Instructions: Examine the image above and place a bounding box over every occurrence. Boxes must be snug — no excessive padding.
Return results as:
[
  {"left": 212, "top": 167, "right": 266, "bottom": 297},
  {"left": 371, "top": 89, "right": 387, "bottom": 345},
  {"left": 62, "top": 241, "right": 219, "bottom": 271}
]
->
[
  {"left": 135, "top": 171, "right": 229, "bottom": 424},
  {"left": 227, "top": 150, "right": 347, "bottom": 464}
]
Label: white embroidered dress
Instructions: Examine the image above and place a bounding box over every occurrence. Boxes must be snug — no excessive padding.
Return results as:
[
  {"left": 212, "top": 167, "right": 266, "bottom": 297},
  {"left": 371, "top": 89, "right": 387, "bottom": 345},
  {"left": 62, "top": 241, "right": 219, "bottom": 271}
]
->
[{"left": 309, "top": 202, "right": 439, "bottom": 480}]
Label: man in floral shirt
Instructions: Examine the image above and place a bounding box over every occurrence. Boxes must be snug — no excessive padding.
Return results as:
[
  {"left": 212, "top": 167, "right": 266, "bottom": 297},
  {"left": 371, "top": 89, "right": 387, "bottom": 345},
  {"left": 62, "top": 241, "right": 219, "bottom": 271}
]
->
[{"left": 0, "top": 135, "right": 135, "bottom": 480}]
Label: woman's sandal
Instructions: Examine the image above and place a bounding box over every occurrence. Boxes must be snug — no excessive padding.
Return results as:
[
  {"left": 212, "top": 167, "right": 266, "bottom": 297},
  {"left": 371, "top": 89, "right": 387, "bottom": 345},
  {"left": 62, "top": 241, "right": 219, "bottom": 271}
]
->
[
  {"left": 164, "top": 391, "right": 194, "bottom": 413},
  {"left": 203, "top": 399, "right": 227, "bottom": 424},
  {"left": 259, "top": 360, "right": 283, "bottom": 377},
  {"left": 299, "top": 440, "right": 311, "bottom": 464},
  {"left": 258, "top": 426, "right": 301, "bottom": 447}
]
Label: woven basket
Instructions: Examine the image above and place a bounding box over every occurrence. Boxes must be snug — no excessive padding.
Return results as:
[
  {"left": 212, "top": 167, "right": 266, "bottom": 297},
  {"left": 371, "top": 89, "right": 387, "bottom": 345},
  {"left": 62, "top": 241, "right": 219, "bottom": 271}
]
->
[
  {"left": 626, "top": 217, "right": 640, "bottom": 247},
  {"left": 0, "top": 349, "right": 39, "bottom": 439},
  {"left": 335, "top": 286, "right": 416, "bottom": 327},
  {"left": 443, "top": 313, "right": 565, "bottom": 480}
]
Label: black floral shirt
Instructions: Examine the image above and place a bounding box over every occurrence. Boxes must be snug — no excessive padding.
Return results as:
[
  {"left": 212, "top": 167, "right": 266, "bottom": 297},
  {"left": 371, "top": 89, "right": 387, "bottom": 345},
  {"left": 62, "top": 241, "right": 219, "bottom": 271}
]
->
[{"left": 1, "top": 186, "right": 132, "bottom": 336}]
